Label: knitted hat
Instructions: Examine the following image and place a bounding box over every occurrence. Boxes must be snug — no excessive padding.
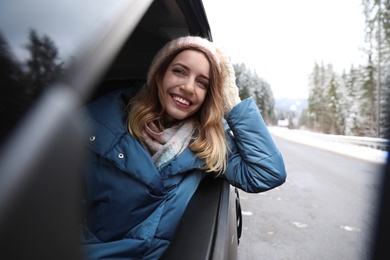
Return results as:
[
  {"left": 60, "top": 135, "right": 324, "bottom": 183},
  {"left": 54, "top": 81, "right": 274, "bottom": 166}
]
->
[{"left": 147, "top": 36, "right": 241, "bottom": 112}]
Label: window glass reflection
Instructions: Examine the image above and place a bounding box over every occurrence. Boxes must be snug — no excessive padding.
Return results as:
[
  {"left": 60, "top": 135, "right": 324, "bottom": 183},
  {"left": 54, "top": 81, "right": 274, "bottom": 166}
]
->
[{"left": 0, "top": 0, "right": 129, "bottom": 144}]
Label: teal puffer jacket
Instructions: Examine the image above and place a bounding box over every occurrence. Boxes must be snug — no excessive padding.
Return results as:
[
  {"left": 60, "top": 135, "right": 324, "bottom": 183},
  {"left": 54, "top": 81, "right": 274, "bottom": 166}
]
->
[{"left": 81, "top": 88, "right": 286, "bottom": 259}]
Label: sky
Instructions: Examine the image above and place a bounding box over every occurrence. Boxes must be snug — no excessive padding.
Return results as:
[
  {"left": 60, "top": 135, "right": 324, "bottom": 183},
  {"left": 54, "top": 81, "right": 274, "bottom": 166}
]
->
[{"left": 202, "top": 0, "right": 367, "bottom": 99}]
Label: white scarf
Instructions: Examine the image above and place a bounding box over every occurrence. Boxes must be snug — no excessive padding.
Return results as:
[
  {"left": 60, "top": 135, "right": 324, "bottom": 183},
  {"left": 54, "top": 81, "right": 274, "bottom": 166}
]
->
[{"left": 141, "top": 120, "right": 195, "bottom": 171}]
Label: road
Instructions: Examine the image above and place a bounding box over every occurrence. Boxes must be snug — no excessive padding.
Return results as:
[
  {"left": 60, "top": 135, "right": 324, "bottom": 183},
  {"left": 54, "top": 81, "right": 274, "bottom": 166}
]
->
[{"left": 237, "top": 134, "right": 386, "bottom": 260}]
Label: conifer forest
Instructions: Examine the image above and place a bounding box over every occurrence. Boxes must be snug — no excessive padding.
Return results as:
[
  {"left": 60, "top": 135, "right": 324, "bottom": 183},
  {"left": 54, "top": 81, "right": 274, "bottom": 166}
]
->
[{"left": 234, "top": 0, "right": 390, "bottom": 139}]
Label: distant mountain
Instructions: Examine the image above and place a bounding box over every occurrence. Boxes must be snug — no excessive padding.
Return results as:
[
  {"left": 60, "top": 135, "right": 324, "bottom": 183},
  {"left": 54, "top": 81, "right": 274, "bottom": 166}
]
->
[{"left": 275, "top": 98, "right": 307, "bottom": 115}]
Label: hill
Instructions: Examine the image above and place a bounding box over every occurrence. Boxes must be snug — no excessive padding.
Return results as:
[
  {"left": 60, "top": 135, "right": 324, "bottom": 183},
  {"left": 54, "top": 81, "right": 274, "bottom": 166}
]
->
[{"left": 275, "top": 98, "right": 307, "bottom": 116}]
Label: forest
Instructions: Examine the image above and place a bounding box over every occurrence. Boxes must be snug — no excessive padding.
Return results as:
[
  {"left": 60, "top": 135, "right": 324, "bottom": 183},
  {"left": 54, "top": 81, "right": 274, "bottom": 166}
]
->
[
  {"left": 0, "top": 29, "right": 64, "bottom": 144},
  {"left": 234, "top": 0, "right": 390, "bottom": 139},
  {"left": 302, "top": 0, "right": 390, "bottom": 138}
]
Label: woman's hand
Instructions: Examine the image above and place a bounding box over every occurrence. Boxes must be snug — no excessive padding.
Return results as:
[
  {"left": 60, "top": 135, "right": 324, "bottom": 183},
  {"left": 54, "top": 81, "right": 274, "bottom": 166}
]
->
[{"left": 217, "top": 47, "right": 241, "bottom": 113}]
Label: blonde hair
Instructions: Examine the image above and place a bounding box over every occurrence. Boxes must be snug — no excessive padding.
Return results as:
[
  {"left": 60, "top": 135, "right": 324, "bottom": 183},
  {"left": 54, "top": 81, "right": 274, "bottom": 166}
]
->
[{"left": 127, "top": 46, "right": 228, "bottom": 174}]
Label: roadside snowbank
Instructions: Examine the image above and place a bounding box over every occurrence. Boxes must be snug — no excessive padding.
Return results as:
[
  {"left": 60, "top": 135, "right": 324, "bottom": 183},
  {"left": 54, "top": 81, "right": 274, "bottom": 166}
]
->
[{"left": 268, "top": 127, "right": 389, "bottom": 164}]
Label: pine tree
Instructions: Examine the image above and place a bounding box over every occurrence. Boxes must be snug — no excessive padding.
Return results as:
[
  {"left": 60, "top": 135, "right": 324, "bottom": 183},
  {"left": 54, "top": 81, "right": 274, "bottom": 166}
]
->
[
  {"left": 24, "top": 29, "right": 64, "bottom": 97},
  {"left": 343, "top": 66, "right": 363, "bottom": 136},
  {"left": 362, "top": 0, "right": 390, "bottom": 137},
  {"left": 0, "top": 33, "right": 27, "bottom": 143},
  {"left": 234, "top": 63, "right": 251, "bottom": 100},
  {"left": 307, "top": 62, "right": 326, "bottom": 132},
  {"left": 360, "top": 51, "right": 377, "bottom": 136},
  {"left": 325, "top": 75, "right": 339, "bottom": 134},
  {"left": 233, "top": 63, "right": 276, "bottom": 125}
]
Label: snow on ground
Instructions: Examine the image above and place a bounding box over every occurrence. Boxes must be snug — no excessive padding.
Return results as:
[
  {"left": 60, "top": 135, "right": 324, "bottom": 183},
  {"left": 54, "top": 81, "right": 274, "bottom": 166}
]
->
[{"left": 268, "top": 127, "right": 389, "bottom": 164}]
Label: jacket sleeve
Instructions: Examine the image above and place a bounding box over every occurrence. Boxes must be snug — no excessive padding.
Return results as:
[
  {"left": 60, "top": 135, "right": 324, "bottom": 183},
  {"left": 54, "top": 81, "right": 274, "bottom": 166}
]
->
[{"left": 223, "top": 97, "right": 286, "bottom": 193}]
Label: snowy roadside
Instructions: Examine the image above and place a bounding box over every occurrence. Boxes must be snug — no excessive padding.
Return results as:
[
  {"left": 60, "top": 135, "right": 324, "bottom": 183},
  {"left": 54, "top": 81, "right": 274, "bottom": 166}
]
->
[{"left": 268, "top": 127, "right": 389, "bottom": 164}]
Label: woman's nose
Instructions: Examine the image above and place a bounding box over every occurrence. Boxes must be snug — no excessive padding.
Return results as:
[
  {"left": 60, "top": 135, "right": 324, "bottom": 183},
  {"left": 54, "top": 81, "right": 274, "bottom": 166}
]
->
[{"left": 181, "top": 78, "right": 195, "bottom": 94}]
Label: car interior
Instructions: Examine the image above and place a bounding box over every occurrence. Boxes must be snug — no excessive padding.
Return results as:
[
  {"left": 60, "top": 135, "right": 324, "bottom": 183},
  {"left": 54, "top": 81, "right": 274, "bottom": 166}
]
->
[{"left": 0, "top": 0, "right": 241, "bottom": 259}]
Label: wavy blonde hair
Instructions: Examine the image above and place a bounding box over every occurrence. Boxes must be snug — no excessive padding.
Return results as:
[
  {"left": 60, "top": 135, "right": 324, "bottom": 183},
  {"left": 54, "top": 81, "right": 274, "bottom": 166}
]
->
[{"left": 127, "top": 47, "right": 228, "bottom": 174}]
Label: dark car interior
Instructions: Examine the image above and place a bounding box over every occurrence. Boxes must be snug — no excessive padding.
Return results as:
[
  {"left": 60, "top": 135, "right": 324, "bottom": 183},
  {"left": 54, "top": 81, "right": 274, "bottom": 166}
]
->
[{"left": 0, "top": 0, "right": 241, "bottom": 259}]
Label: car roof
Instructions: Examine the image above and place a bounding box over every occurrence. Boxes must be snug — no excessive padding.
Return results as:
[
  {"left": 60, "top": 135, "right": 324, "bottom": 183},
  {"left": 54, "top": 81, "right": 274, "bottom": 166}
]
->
[{"left": 103, "top": 0, "right": 212, "bottom": 81}]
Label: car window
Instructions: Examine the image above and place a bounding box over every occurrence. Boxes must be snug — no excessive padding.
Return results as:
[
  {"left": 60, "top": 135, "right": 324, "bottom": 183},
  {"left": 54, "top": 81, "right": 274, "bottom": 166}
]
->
[
  {"left": 0, "top": 0, "right": 129, "bottom": 66},
  {"left": 0, "top": 0, "right": 131, "bottom": 144}
]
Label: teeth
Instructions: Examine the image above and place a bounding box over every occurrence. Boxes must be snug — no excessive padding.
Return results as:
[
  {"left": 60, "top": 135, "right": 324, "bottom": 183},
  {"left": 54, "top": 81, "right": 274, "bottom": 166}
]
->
[{"left": 173, "top": 96, "right": 190, "bottom": 105}]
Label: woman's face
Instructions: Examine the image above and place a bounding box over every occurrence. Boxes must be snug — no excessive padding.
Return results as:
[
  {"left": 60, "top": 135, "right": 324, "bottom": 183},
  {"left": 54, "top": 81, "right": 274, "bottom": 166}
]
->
[{"left": 160, "top": 49, "right": 210, "bottom": 124}]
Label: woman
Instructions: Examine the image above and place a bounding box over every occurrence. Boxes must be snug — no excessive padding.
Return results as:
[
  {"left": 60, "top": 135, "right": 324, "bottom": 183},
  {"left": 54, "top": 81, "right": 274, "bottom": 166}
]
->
[{"left": 81, "top": 36, "right": 286, "bottom": 259}]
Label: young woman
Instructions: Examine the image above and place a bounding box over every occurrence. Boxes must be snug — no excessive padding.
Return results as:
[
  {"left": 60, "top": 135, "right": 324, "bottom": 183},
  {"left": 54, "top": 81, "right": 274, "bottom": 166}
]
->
[{"left": 81, "top": 36, "right": 286, "bottom": 259}]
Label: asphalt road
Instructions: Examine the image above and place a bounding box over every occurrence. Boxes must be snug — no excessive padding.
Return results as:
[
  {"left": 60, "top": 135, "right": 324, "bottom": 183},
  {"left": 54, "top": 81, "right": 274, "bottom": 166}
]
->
[{"left": 237, "top": 134, "right": 386, "bottom": 260}]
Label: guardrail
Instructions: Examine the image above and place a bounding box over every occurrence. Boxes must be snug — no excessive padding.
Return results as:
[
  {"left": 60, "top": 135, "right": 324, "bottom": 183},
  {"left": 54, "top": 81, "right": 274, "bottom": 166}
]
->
[
  {"left": 269, "top": 127, "right": 389, "bottom": 151},
  {"left": 303, "top": 131, "right": 389, "bottom": 151}
]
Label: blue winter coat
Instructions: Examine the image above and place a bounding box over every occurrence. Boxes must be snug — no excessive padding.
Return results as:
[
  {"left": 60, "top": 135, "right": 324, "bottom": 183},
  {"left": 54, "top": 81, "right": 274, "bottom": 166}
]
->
[{"left": 80, "top": 88, "right": 286, "bottom": 259}]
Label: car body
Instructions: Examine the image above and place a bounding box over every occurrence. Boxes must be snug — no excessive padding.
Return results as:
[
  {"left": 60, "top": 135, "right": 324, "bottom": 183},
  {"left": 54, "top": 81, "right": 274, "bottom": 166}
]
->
[{"left": 0, "top": 0, "right": 241, "bottom": 259}]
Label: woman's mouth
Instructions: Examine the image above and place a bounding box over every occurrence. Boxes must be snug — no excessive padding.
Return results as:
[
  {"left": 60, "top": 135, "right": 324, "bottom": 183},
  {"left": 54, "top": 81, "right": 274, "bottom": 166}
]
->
[{"left": 172, "top": 95, "right": 190, "bottom": 106}]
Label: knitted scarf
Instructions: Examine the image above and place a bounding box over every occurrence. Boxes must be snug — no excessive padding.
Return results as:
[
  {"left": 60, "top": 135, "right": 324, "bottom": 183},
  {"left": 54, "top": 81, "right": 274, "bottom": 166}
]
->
[{"left": 141, "top": 120, "right": 195, "bottom": 171}]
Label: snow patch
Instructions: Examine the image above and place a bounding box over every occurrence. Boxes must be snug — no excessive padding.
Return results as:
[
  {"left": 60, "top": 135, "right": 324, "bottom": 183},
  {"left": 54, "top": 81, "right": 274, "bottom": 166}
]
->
[
  {"left": 242, "top": 211, "right": 253, "bottom": 216},
  {"left": 291, "top": 221, "right": 309, "bottom": 228},
  {"left": 340, "top": 225, "right": 361, "bottom": 232}
]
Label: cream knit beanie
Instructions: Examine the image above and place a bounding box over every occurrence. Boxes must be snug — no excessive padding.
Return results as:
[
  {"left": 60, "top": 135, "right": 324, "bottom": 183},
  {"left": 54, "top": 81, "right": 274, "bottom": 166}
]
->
[{"left": 147, "top": 36, "right": 241, "bottom": 113}]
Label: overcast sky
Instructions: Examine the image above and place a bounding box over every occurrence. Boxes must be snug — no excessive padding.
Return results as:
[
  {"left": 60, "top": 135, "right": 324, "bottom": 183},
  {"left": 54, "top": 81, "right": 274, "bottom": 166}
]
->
[{"left": 202, "top": 0, "right": 366, "bottom": 99}]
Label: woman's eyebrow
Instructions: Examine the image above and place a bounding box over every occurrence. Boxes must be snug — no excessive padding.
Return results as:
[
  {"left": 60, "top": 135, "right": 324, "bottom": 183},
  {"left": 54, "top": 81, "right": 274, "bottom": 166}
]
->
[
  {"left": 171, "top": 62, "right": 190, "bottom": 70},
  {"left": 172, "top": 62, "right": 209, "bottom": 80}
]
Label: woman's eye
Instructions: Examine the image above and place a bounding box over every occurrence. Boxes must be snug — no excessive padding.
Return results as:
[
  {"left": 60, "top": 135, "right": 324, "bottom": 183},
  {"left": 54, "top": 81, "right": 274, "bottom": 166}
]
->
[
  {"left": 172, "top": 68, "right": 184, "bottom": 75},
  {"left": 198, "top": 80, "right": 209, "bottom": 88}
]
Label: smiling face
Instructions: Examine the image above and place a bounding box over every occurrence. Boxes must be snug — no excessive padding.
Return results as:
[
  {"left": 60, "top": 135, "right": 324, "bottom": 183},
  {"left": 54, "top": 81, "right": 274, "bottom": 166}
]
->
[{"left": 159, "top": 49, "right": 210, "bottom": 125}]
